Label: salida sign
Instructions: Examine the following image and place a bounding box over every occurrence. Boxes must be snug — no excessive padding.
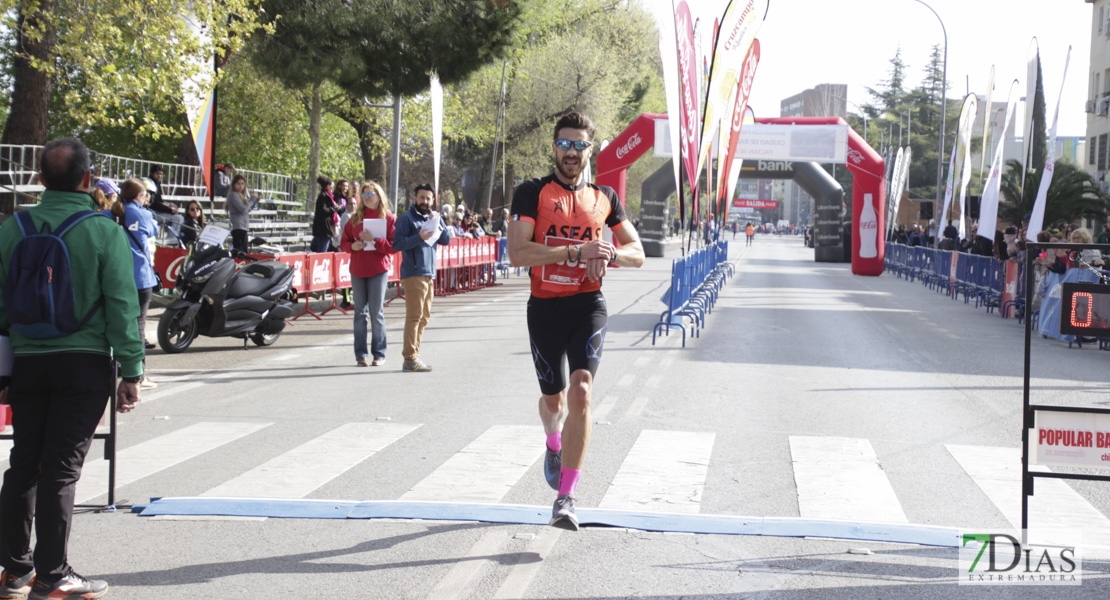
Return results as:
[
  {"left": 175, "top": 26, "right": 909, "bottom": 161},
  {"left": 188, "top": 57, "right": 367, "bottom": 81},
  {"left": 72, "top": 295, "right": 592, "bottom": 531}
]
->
[{"left": 731, "top": 198, "right": 777, "bottom": 209}]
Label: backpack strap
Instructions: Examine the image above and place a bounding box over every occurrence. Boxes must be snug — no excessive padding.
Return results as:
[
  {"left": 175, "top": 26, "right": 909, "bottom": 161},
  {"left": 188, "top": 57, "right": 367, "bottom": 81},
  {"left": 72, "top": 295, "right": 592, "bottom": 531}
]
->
[
  {"left": 13, "top": 210, "right": 35, "bottom": 237},
  {"left": 54, "top": 210, "right": 108, "bottom": 238}
]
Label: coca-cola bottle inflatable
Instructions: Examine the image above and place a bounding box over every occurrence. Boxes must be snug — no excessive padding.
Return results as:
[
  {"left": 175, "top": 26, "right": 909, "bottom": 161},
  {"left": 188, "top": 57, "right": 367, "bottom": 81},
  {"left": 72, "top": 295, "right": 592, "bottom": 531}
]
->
[{"left": 858, "top": 193, "right": 878, "bottom": 259}]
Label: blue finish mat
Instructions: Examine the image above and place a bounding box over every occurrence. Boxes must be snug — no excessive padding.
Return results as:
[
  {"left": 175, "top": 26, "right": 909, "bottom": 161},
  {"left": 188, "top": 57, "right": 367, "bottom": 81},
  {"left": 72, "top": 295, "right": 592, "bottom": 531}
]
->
[{"left": 135, "top": 497, "right": 962, "bottom": 547}]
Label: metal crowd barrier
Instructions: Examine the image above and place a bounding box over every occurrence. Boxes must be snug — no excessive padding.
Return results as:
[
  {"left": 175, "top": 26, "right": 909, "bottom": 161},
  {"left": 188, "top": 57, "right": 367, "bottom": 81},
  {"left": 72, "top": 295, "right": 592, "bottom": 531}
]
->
[{"left": 652, "top": 241, "right": 732, "bottom": 347}]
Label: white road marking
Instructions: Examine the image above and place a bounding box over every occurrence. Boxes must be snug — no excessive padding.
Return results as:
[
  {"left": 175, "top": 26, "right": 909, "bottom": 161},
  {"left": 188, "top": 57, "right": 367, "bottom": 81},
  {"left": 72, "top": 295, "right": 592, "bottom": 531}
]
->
[
  {"left": 789, "top": 436, "right": 908, "bottom": 523},
  {"left": 616, "top": 374, "right": 635, "bottom": 387},
  {"left": 623, "top": 397, "right": 650, "bottom": 420},
  {"left": 77, "top": 422, "right": 271, "bottom": 505},
  {"left": 423, "top": 527, "right": 507, "bottom": 600},
  {"left": 645, "top": 375, "right": 662, "bottom": 388},
  {"left": 402, "top": 425, "right": 544, "bottom": 503},
  {"left": 271, "top": 353, "right": 303, "bottom": 362},
  {"left": 203, "top": 422, "right": 421, "bottom": 498},
  {"left": 633, "top": 356, "right": 651, "bottom": 367},
  {"left": 491, "top": 527, "right": 563, "bottom": 600},
  {"left": 591, "top": 396, "right": 618, "bottom": 422},
  {"left": 599, "top": 430, "right": 714, "bottom": 513},
  {"left": 947, "top": 444, "right": 1110, "bottom": 555}
]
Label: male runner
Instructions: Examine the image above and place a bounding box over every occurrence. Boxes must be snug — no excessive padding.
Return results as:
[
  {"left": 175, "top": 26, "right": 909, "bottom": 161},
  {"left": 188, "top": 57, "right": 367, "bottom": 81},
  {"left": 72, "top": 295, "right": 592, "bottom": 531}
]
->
[{"left": 508, "top": 112, "right": 645, "bottom": 530}]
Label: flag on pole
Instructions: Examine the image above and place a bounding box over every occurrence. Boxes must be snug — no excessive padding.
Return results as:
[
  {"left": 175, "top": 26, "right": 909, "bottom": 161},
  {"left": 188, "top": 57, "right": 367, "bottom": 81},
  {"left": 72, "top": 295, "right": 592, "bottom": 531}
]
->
[
  {"left": 890, "top": 146, "right": 911, "bottom": 234},
  {"left": 182, "top": 12, "right": 215, "bottom": 191},
  {"left": 1027, "top": 47, "right": 1072, "bottom": 242},
  {"left": 724, "top": 105, "right": 755, "bottom": 210},
  {"left": 696, "top": 0, "right": 765, "bottom": 175},
  {"left": 956, "top": 95, "right": 977, "bottom": 241},
  {"left": 939, "top": 94, "right": 977, "bottom": 239},
  {"left": 657, "top": 0, "right": 682, "bottom": 208},
  {"left": 674, "top": 1, "right": 701, "bottom": 224},
  {"left": 887, "top": 147, "right": 904, "bottom": 236},
  {"left": 977, "top": 79, "right": 1021, "bottom": 242},
  {"left": 716, "top": 39, "right": 761, "bottom": 215},
  {"left": 430, "top": 74, "right": 444, "bottom": 199},
  {"left": 1020, "top": 38, "right": 1039, "bottom": 198},
  {"left": 978, "top": 65, "right": 995, "bottom": 194}
]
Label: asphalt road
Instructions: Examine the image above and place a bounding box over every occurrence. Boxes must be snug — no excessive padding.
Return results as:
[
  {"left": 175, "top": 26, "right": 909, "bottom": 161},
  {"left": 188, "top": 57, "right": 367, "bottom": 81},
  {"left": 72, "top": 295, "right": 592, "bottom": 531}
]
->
[{"left": 19, "top": 235, "right": 1110, "bottom": 599}]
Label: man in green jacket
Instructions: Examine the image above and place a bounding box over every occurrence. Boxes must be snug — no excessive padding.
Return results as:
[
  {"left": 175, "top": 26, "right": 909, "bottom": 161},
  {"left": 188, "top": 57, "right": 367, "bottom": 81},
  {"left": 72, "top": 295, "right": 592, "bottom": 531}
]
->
[{"left": 0, "top": 137, "right": 143, "bottom": 600}]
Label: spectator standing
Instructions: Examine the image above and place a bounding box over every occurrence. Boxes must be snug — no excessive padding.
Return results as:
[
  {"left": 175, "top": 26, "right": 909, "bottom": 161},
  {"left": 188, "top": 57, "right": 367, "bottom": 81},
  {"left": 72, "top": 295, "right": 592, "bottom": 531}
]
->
[
  {"left": 1095, "top": 221, "right": 1109, "bottom": 245},
  {"left": 1071, "top": 228, "right": 1104, "bottom": 267},
  {"left": 103, "top": 178, "right": 160, "bottom": 362},
  {"left": 214, "top": 164, "right": 232, "bottom": 197},
  {"left": 182, "top": 200, "right": 206, "bottom": 246},
  {"left": 147, "top": 165, "right": 183, "bottom": 243},
  {"left": 508, "top": 111, "right": 645, "bottom": 530},
  {"left": 311, "top": 176, "right": 339, "bottom": 252},
  {"left": 392, "top": 183, "right": 451, "bottom": 372},
  {"left": 492, "top": 208, "right": 510, "bottom": 238},
  {"left": 331, "top": 179, "right": 352, "bottom": 250},
  {"left": 341, "top": 181, "right": 396, "bottom": 367},
  {"left": 91, "top": 178, "right": 119, "bottom": 211},
  {"left": 467, "top": 213, "right": 486, "bottom": 238},
  {"left": 226, "top": 175, "right": 258, "bottom": 254},
  {"left": 479, "top": 208, "right": 493, "bottom": 233},
  {"left": 0, "top": 138, "right": 143, "bottom": 599}
]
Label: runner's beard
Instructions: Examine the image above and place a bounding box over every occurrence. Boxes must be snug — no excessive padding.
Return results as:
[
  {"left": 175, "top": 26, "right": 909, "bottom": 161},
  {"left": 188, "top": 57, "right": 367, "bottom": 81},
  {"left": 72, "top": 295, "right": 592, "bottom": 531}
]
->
[
  {"left": 556, "top": 156, "right": 586, "bottom": 183},
  {"left": 416, "top": 203, "right": 431, "bottom": 215}
]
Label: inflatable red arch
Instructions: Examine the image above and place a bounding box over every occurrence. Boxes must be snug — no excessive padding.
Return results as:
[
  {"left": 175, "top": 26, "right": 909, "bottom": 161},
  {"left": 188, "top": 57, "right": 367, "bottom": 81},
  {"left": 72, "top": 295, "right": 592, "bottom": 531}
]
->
[{"left": 595, "top": 114, "right": 885, "bottom": 276}]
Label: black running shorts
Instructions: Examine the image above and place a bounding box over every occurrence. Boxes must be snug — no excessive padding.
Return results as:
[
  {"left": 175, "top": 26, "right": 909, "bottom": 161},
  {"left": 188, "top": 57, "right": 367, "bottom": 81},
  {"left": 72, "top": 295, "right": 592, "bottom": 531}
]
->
[{"left": 526, "top": 291, "right": 608, "bottom": 396}]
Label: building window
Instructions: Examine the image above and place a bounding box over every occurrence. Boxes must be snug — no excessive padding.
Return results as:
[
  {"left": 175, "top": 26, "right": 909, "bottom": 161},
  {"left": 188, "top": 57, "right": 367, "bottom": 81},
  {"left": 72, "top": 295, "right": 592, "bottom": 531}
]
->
[
  {"left": 1102, "top": 7, "right": 1105, "bottom": 33},
  {"left": 1100, "top": 133, "right": 1108, "bottom": 171},
  {"left": 1091, "top": 136, "right": 1098, "bottom": 166}
]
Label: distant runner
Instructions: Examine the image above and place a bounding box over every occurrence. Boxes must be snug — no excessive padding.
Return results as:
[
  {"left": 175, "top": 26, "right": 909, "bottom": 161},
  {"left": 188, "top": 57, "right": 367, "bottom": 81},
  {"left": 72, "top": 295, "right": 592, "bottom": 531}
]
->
[
  {"left": 745, "top": 222, "right": 755, "bottom": 246},
  {"left": 508, "top": 112, "right": 645, "bottom": 530}
]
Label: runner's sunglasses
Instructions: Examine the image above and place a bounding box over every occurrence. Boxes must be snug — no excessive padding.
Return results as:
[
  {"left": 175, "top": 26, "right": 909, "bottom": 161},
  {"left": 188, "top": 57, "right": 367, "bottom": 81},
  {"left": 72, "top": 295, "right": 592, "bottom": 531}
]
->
[{"left": 554, "top": 139, "right": 593, "bottom": 151}]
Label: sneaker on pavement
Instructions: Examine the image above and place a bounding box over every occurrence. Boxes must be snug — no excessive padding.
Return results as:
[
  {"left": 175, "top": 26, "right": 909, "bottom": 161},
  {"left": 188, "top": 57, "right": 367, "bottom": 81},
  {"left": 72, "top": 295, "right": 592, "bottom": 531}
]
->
[
  {"left": 543, "top": 446, "right": 561, "bottom": 490},
  {"left": 371, "top": 358, "right": 385, "bottom": 367},
  {"left": 0, "top": 569, "right": 34, "bottom": 599},
  {"left": 28, "top": 572, "right": 106, "bottom": 600},
  {"left": 402, "top": 360, "right": 432, "bottom": 372},
  {"left": 356, "top": 358, "right": 369, "bottom": 367},
  {"left": 549, "top": 494, "right": 579, "bottom": 531}
]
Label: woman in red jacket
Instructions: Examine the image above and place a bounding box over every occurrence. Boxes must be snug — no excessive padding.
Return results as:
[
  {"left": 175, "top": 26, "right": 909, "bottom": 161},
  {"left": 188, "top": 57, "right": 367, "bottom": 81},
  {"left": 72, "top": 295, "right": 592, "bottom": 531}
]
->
[{"left": 341, "top": 181, "right": 396, "bottom": 366}]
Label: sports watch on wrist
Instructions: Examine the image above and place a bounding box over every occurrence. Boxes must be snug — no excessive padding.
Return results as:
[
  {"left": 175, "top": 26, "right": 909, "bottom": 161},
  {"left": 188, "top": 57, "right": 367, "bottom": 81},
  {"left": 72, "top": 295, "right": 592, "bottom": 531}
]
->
[{"left": 122, "top": 375, "right": 143, "bottom": 384}]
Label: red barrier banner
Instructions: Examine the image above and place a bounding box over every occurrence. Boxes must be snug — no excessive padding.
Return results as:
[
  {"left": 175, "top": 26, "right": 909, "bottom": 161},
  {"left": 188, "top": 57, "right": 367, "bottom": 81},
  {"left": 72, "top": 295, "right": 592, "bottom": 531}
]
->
[
  {"left": 949, "top": 252, "right": 958, "bottom": 286},
  {"left": 435, "top": 243, "right": 445, "bottom": 271},
  {"left": 153, "top": 247, "right": 189, "bottom": 290},
  {"left": 335, "top": 253, "right": 352, "bottom": 289},
  {"left": 276, "top": 254, "right": 307, "bottom": 291},
  {"left": 0, "top": 405, "right": 9, "bottom": 432},
  {"left": 306, "top": 253, "right": 334, "bottom": 293},
  {"left": 390, "top": 253, "right": 402, "bottom": 282},
  {"left": 1002, "top": 261, "right": 1019, "bottom": 317}
]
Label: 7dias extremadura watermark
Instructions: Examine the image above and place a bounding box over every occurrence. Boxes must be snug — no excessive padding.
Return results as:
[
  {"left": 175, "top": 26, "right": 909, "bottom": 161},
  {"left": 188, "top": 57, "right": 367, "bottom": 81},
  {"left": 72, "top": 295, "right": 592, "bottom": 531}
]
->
[{"left": 959, "top": 531, "right": 1081, "bottom": 585}]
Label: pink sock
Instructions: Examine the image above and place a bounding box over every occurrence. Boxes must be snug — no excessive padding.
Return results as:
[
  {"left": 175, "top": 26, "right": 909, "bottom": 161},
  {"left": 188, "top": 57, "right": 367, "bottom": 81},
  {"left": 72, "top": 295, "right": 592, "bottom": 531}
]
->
[
  {"left": 558, "top": 468, "right": 580, "bottom": 497},
  {"left": 546, "top": 432, "right": 562, "bottom": 453}
]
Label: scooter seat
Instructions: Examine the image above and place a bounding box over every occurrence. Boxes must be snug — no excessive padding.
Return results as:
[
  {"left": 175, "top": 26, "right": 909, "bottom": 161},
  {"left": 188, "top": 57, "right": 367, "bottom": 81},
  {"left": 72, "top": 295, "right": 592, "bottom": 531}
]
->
[{"left": 229, "top": 262, "right": 289, "bottom": 299}]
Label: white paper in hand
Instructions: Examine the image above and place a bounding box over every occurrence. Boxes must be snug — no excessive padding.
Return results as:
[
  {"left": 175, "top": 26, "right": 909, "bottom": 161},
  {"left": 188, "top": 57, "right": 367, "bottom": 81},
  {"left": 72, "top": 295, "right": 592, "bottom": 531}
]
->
[
  {"left": 421, "top": 213, "right": 441, "bottom": 247},
  {"left": 363, "top": 219, "right": 387, "bottom": 250},
  {"left": 198, "top": 225, "right": 231, "bottom": 246}
]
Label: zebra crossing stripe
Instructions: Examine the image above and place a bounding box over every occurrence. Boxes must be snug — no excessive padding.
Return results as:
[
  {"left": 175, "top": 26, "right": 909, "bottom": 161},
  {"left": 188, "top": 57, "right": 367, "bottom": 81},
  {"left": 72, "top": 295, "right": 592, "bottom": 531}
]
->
[
  {"left": 401, "top": 425, "right": 544, "bottom": 503},
  {"left": 789, "top": 436, "right": 909, "bottom": 524},
  {"left": 599, "top": 430, "right": 714, "bottom": 513},
  {"left": 947, "top": 444, "right": 1110, "bottom": 555},
  {"left": 203, "top": 422, "right": 421, "bottom": 499},
  {"left": 76, "top": 422, "right": 271, "bottom": 505}
]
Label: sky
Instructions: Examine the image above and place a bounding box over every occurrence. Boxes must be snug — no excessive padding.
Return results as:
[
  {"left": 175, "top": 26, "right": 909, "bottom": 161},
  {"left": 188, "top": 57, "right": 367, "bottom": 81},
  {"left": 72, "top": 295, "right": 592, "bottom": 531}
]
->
[{"left": 655, "top": 0, "right": 1095, "bottom": 138}]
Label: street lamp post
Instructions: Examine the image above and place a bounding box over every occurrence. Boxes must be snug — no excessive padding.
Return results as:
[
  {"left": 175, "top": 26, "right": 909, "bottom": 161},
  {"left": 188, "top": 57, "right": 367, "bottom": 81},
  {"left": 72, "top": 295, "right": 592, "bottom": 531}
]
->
[
  {"left": 834, "top": 95, "right": 868, "bottom": 138},
  {"left": 912, "top": 0, "right": 948, "bottom": 210}
]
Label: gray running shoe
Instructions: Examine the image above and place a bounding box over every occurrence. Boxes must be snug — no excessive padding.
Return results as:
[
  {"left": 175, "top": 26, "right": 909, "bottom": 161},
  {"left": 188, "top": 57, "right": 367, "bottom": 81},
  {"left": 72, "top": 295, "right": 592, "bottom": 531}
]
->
[
  {"left": 549, "top": 494, "right": 579, "bottom": 531},
  {"left": 29, "top": 571, "right": 107, "bottom": 599},
  {"left": 402, "top": 360, "right": 432, "bottom": 372},
  {"left": 543, "top": 446, "right": 561, "bottom": 490},
  {"left": 0, "top": 569, "right": 34, "bottom": 599}
]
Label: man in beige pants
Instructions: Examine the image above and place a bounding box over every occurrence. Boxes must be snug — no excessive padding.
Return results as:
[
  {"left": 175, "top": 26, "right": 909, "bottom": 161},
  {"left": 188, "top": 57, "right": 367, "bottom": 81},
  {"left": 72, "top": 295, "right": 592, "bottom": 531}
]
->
[{"left": 392, "top": 184, "right": 451, "bottom": 372}]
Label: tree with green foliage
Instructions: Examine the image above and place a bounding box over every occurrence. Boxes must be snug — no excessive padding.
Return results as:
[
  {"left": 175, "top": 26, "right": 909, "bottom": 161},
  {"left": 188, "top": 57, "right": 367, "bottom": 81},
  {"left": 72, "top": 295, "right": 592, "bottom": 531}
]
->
[
  {"left": 999, "top": 159, "right": 1108, "bottom": 228},
  {"left": 249, "top": 0, "right": 525, "bottom": 187},
  {"left": 0, "top": 0, "right": 267, "bottom": 145}
]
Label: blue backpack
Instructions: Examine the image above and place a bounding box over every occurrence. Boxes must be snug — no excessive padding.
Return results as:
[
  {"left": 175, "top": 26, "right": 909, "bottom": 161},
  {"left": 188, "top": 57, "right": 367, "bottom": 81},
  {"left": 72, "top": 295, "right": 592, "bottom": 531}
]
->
[{"left": 3, "top": 210, "right": 107, "bottom": 339}]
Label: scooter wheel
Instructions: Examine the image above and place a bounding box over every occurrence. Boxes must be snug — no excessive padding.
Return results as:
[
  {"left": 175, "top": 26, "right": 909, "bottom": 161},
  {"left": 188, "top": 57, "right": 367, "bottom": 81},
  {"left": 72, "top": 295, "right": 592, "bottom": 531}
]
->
[
  {"left": 249, "top": 331, "right": 281, "bottom": 347},
  {"left": 158, "top": 307, "right": 198, "bottom": 353}
]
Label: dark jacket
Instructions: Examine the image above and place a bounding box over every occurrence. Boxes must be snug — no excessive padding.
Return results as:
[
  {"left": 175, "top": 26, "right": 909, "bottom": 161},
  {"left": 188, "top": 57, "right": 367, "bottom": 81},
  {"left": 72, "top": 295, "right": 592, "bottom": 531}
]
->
[
  {"left": 312, "top": 191, "right": 343, "bottom": 239},
  {"left": 393, "top": 205, "right": 451, "bottom": 279}
]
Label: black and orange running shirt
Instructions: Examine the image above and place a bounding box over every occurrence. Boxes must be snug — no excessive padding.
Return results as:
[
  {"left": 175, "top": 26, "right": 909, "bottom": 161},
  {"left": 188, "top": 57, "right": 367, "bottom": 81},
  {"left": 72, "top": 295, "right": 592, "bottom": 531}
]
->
[{"left": 511, "top": 174, "right": 630, "bottom": 298}]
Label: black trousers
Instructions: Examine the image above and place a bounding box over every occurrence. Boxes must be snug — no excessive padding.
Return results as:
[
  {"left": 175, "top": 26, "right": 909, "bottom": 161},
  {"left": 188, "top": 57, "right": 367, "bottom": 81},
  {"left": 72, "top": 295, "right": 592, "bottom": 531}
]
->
[
  {"left": 231, "top": 229, "right": 249, "bottom": 253},
  {"left": 0, "top": 353, "right": 111, "bottom": 579}
]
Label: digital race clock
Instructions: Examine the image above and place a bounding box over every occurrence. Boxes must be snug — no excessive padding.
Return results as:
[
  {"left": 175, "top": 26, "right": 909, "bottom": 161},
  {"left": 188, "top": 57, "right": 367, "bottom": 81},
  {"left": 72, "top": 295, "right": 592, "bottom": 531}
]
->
[{"left": 1060, "top": 282, "right": 1110, "bottom": 337}]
